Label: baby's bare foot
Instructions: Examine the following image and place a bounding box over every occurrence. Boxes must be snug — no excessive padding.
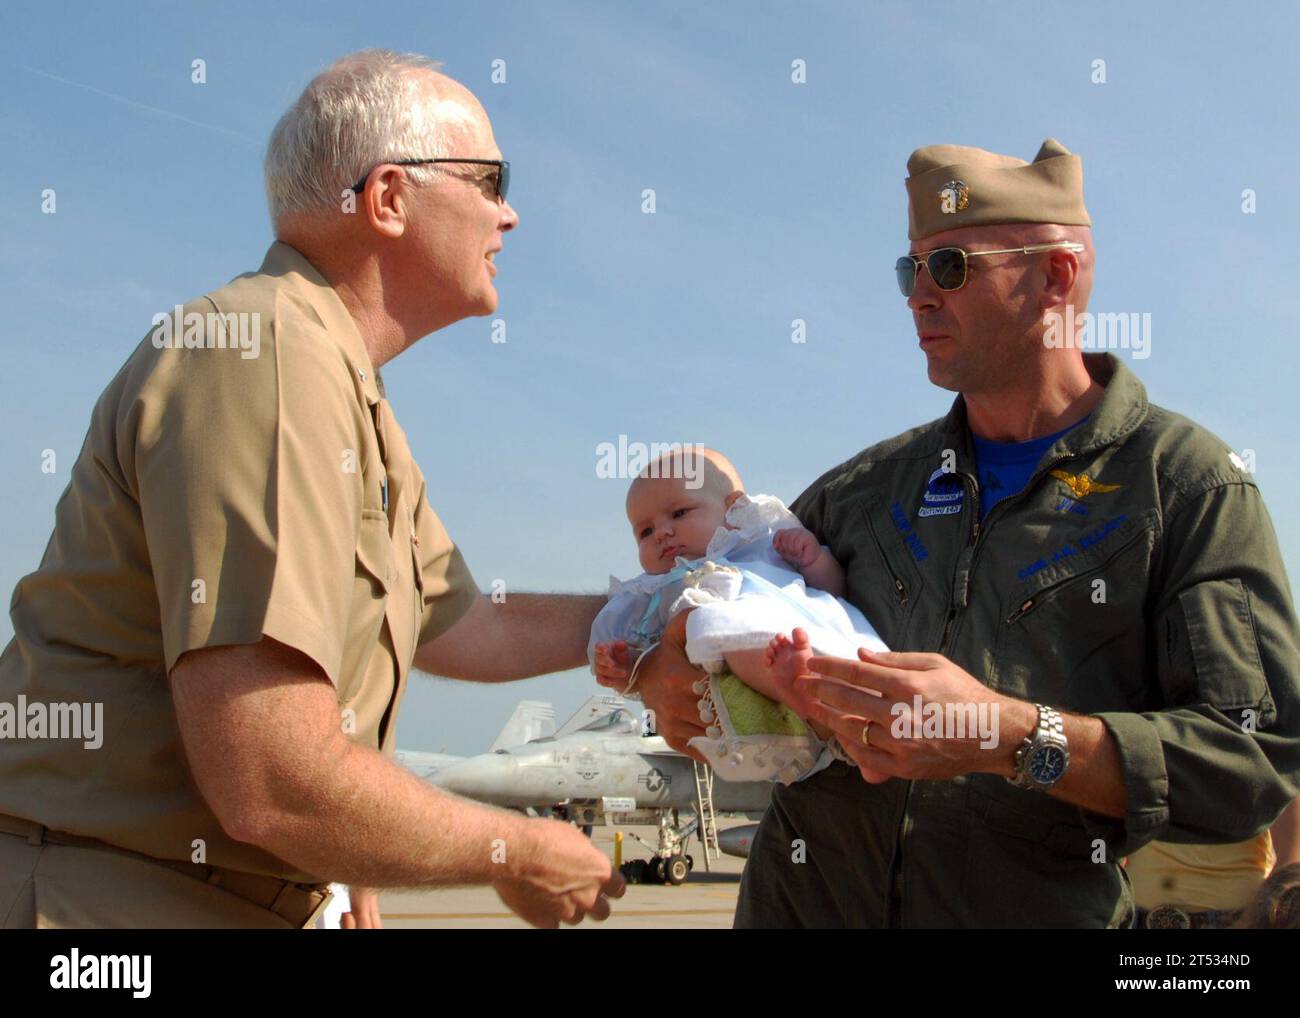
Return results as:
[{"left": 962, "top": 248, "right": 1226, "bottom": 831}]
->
[
  {"left": 765, "top": 627, "right": 814, "bottom": 688},
  {"left": 764, "top": 631, "right": 790, "bottom": 668}
]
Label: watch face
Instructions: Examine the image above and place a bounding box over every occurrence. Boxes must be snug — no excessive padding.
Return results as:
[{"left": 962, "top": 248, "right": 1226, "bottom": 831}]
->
[{"left": 1030, "top": 746, "right": 1067, "bottom": 784}]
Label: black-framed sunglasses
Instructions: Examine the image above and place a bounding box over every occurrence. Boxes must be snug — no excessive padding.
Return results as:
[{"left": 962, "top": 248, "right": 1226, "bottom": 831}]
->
[
  {"left": 351, "top": 158, "right": 510, "bottom": 201},
  {"left": 895, "top": 241, "right": 1084, "bottom": 297}
]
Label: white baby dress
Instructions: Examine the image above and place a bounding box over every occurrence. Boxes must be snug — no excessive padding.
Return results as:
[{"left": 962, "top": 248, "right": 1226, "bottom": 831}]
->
[{"left": 588, "top": 494, "right": 888, "bottom": 783}]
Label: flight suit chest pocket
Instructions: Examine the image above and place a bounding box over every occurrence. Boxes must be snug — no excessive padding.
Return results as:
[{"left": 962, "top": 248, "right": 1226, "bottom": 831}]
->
[
  {"left": 992, "top": 509, "right": 1159, "bottom": 711},
  {"left": 338, "top": 511, "right": 394, "bottom": 702},
  {"left": 847, "top": 495, "right": 926, "bottom": 642}
]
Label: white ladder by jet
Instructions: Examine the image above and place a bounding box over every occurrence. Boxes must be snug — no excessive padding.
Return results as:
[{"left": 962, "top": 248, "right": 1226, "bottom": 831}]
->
[{"left": 692, "top": 760, "right": 720, "bottom": 870}]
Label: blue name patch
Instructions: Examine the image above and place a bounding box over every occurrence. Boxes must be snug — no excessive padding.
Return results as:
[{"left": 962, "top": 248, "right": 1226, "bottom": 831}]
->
[
  {"left": 889, "top": 500, "right": 929, "bottom": 562},
  {"left": 1017, "top": 514, "right": 1129, "bottom": 581}
]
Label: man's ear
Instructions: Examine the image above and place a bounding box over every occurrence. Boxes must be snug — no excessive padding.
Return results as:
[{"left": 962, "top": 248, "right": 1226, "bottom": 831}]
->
[
  {"left": 1040, "top": 249, "right": 1079, "bottom": 308},
  {"left": 364, "top": 166, "right": 410, "bottom": 239},
  {"left": 724, "top": 490, "right": 745, "bottom": 510}
]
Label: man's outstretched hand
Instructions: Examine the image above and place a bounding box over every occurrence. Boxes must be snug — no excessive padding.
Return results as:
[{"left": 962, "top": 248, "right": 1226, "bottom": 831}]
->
[{"left": 340, "top": 886, "right": 382, "bottom": 929}]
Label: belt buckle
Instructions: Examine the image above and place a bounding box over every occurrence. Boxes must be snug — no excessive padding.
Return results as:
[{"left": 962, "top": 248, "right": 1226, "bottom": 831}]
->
[
  {"left": 269, "top": 878, "right": 334, "bottom": 928},
  {"left": 299, "top": 887, "right": 334, "bottom": 929},
  {"left": 1146, "top": 904, "right": 1191, "bottom": 929}
]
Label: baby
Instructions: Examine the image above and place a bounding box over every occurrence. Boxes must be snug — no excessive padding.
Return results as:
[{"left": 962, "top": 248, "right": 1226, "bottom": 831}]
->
[{"left": 590, "top": 447, "right": 888, "bottom": 784}]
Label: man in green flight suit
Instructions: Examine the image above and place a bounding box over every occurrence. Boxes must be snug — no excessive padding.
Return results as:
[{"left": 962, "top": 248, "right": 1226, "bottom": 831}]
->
[{"left": 619, "top": 138, "right": 1300, "bottom": 927}]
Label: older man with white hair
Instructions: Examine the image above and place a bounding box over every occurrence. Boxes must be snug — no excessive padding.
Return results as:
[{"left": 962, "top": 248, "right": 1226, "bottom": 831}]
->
[{"left": 0, "top": 50, "right": 622, "bottom": 929}]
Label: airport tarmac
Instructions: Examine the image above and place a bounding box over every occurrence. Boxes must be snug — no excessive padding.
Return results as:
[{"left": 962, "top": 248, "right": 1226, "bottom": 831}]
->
[{"left": 380, "top": 819, "right": 751, "bottom": 929}]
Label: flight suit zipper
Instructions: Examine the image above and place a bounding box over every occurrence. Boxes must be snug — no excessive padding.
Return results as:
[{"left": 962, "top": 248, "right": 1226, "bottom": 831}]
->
[
  {"left": 863, "top": 505, "right": 910, "bottom": 607},
  {"left": 944, "top": 443, "right": 1091, "bottom": 637},
  {"left": 893, "top": 469, "right": 981, "bottom": 925},
  {"left": 895, "top": 444, "right": 1094, "bottom": 922},
  {"left": 937, "top": 471, "right": 982, "bottom": 653},
  {"left": 1006, "top": 598, "right": 1035, "bottom": 625}
]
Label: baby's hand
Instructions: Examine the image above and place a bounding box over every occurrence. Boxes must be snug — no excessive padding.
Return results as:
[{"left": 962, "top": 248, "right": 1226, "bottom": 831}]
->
[
  {"left": 773, "top": 527, "right": 821, "bottom": 569},
  {"left": 593, "top": 640, "right": 631, "bottom": 688}
]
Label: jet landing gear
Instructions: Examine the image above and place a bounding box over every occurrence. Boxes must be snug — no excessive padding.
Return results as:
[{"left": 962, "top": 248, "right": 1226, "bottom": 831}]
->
[
  {"left": 620, "top": 854, "right": 693, "bottom": 885},
  {"left": 619, "top": 816, "right": 695, "bottom": 885}
]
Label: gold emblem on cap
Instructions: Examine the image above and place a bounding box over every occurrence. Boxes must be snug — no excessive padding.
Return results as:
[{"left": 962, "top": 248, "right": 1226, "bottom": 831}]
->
[{"left": 939, "top": 179, "right": 970, "bottom": 214}]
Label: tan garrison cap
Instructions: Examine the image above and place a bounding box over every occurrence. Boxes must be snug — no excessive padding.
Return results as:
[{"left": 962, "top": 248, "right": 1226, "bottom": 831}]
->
[{"left": 906, "top": 138, "right": 1091, "bottom": 240}]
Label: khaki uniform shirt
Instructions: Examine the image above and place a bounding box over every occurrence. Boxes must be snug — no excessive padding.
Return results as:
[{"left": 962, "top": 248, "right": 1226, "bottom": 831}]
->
[
  {"left": 735, "top": 352, "right": 1300, "bottom": 928},
  {"left": 0, "top": 242, "right": 477, "bottom": 883}
]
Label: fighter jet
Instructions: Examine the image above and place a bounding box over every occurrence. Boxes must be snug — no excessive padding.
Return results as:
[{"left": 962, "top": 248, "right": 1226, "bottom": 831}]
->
[
  {"left": 394, "top": 699, "right": 557, "bottom": 780},
  {"left": 409, "top": 694, "right": 770, "bottom": 815},
  {"left": 396, "top": 694, "right": 771, "bottom": 881}
]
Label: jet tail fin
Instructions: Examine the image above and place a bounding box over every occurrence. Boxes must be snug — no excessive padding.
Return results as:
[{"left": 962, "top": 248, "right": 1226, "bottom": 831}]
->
[
  {"left": 488, "top": 700, "right": 556, "bottom": 751},
  {"left": 554, "top": 693, "right": 630, "bottom": 738}
]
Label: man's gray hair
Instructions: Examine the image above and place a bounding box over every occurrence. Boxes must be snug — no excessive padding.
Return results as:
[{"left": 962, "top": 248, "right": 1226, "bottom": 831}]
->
[{"left": 264, "top": 49, "right": 450, "bottom": 224}]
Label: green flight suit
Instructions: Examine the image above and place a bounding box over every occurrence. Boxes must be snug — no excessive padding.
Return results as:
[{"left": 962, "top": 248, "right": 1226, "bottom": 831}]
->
[{"left": 735, "top": 352, "right": 1300, "bottom": 928}]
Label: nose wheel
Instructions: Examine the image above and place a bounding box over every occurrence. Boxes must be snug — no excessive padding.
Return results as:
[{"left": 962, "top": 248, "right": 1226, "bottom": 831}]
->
[{"left": 618, "top": 849, "right": 695, "bottom": 885}]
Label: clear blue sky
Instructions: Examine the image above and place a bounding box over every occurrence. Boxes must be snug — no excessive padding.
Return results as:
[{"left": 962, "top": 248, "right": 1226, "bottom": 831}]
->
[{"left": 2, "top": 0, "right": 1297, "bottom": 754}]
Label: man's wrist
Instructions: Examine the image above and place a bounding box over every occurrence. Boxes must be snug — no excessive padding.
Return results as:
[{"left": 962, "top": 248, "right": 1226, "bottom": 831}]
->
[
  {"left": 493, "top": 813, "right": 535, "bottom": 886},
  {"left": 989, "top": 697, "right": 1037, "bottom": 777}
]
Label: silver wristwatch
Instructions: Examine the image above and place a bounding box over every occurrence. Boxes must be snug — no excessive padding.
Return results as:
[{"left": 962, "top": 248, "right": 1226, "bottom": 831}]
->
[{"left": 1008, "top": 704, "right": 1069, "bottom": 790}]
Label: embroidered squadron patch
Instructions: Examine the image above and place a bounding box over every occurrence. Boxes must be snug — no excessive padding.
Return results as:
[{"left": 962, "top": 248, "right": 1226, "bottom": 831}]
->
[{"left": 918, "top": 467, "right": 965, "bottom": 517}]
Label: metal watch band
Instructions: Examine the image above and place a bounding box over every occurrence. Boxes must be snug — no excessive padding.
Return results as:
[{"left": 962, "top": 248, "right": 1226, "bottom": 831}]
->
[{"left": 1009, "top": 703, "right": 1068, "bottom": 790}]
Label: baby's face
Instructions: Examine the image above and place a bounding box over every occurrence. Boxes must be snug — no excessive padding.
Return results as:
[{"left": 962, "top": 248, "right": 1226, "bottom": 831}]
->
[{"left": 626, "top": 476, "right": 729, "bottom": 575}]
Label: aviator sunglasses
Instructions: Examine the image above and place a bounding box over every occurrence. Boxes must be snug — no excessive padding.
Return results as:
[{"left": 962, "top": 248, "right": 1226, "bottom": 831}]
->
[
  {"left": 895, "top": 241, "right": 1084, "bottom": 297},
  {"left": 351, "top": 158, "right": 510, "bottom": 200}
]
